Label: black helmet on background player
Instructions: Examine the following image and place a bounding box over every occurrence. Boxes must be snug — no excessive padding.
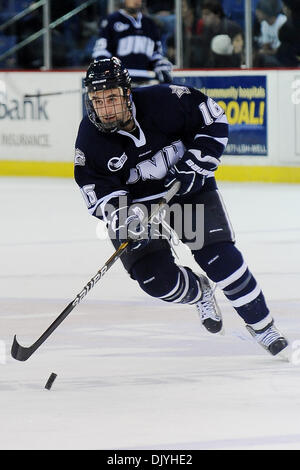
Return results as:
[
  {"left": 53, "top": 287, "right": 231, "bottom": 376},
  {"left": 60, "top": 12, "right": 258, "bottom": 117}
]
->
[{"left": 84, "top": 57, "right": 133, "bottom": 133}]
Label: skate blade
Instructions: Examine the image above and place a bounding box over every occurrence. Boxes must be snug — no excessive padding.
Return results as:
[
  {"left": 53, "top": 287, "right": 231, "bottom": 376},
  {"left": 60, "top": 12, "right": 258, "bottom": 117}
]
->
[
  {"left": 218, "top": 327, "right": 225, "bottom": 336},
  {"left": 202, "top": 324, "right": 225, "bottom": 336},
  {"left": 276, "top": 344, "right": 292, "bottom": 362}
]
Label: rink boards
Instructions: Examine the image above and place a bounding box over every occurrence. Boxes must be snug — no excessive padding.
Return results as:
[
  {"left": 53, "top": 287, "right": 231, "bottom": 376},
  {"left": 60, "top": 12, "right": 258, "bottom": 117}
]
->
[{"left": 0, "top": 68, "right": 299, "bottom": 182}]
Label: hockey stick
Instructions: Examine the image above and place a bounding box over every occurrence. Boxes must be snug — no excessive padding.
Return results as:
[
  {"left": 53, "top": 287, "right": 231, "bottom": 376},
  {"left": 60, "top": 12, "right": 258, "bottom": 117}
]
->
[
  {"left": 11, "top": 181, "right": 180, "bottom": 361},
  {"left": 23, "top": 74, "right": 158, "bottom": 98},
  {"left": 24, "top": 89, "right": 84, "bottom": 98}
]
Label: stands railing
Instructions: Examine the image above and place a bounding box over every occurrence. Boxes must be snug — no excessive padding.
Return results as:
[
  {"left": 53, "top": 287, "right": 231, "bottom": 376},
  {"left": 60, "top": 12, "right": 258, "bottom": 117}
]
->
[
  {"left": 245, "top": 0, "right": 253, "bottom": 68},
  {"left": 0, "top": 0, "right": 97, "bottom": 69},
  {"left": 0, "top": 0, "right": 254, "bottom": 70}
]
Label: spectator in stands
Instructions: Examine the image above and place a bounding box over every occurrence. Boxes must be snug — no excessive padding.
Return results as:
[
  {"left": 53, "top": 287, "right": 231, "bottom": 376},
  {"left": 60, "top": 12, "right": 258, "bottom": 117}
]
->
[
  {"left": 165, "top": 35, "right": 176, "bottom": 64},
  {"left": 206, "top": 33, "right": 244, "bottom": 67},
  {"left": 232, "top": 30, "right": 245, "bottom": 65},
  {"left": 222, "top": 0, "right": 260, "bottom": 30},
  {"left": 92, "top": 0, "right": 173, "bottom": 85},
  {"left": 146, "top": 0, "right": 175, "bottom": 55},
  {"left": 67, "top": 1, "right": 101, "bottom": 66},
  {"left": 15, "top": 0, "right": 78, "bottom": 68},
  {"left": 232, "top": 31, "right": 244, "bottom": 55},
  {"left": 197, "top": 0, "right": 242, "bottom": 38},
  {"left": 190, "top": 0, "right": 242, "bottom": 67},
  {"left": 276, "top": 0, "right": 300, "bottom": 66},
  {"left": 253, "top": 0, "right": 287, "bottom": 66},
  {"left": 179, "top": 0, "right": 196, "bottom": 67},
  {"left": 182, "top": 0, "right": 195, "bottom": 39}
]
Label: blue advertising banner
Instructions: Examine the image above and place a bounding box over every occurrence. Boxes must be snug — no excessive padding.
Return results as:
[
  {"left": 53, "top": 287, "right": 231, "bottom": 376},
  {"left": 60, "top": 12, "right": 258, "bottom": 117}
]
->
[{"left": 174, "top": 75, "right": 267, "bottom": 156}]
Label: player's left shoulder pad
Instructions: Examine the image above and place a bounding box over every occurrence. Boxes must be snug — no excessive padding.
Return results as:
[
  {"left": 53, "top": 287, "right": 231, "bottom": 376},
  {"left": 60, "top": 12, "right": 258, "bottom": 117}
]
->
[
  {"left": 169, "top": 84, "right": 211, "bottom": 106},
  {"left": 134, "top": 84, "right": 192, "bottom": 131},
  {"left": 168, "top": 84, "right": 193, "bottom": 99},
  {"left": 153, "top": 84, "right": 206, "bottom": 110}
]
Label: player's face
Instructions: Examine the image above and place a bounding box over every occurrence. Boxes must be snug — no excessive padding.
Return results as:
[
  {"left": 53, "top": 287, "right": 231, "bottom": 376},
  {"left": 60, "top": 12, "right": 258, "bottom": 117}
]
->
[
  {"left": 232, "top": 33, "right": 243, "bottom": 54},
  {"left": 89, "top": 87, "right": 132, "bottom": 131}
]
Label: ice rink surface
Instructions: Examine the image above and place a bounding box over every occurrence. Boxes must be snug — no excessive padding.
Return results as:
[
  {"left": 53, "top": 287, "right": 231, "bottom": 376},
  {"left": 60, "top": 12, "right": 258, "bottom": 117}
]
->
[{"left": 1, "top": 177, "right": 300, "bottom": 450}]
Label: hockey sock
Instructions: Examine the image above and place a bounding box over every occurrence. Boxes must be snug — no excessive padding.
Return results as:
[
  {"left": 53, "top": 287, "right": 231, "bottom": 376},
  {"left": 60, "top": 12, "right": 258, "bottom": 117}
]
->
[
  {"left": 131, "top": 250, "right": 202, "bottom": 304},
  {"left": 193, "top": 242, "right": 271, "bottom": 325}
]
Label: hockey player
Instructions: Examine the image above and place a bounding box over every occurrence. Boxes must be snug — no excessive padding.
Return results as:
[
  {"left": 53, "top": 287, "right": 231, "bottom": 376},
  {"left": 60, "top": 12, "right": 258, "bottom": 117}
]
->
[
  {"left": 74, "top": 57, "right": 289, "bottom": 357},
  {"left": 91, "top": 0, "right": 172, "bottom": 85}
]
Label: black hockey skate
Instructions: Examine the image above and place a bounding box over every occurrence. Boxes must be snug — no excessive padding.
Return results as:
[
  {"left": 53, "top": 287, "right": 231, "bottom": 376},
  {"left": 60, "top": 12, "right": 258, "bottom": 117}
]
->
[
  {"left": 246, "top": 319, "right": 288, "bottom": 356},
  {"left": 196, "top": 275, "right": 223, "bottom": 334}
]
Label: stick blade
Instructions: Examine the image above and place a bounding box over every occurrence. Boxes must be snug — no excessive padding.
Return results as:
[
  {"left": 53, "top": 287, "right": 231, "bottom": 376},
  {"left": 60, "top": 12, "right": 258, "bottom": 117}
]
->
[{"left": 11, "top": 335, "right": 33, "bottom": 362}]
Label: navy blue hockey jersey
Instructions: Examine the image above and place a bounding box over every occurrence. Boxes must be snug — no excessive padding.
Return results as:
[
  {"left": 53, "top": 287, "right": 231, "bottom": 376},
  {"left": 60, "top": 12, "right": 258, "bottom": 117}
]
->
[
  {"left": 92, "top": 10, "right": 164, "bottom": 81},
  {"left": 75, "top": 85, "right": 228, "bottom": 220}
]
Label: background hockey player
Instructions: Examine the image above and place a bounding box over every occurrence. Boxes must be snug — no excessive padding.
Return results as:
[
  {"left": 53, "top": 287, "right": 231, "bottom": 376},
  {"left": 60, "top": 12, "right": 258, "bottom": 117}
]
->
[
  {"left": 74, "top": 56, "right": 288, "bottom": 357},
  {"left": 91, "top": 0, "right": 172, "bottom": 85}
]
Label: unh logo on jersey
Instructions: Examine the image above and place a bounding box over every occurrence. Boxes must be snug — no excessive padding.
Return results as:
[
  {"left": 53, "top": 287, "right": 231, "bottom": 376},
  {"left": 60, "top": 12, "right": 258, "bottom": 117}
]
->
[
  {"left": 126, "top": 141, "right": 184, "bottom": 184},
  {"left": 114, "top": 22, "right": 130, "bottom": 32},
  {"left": 117, "top": 36, "right": 155, "bottom": 57},
  {"left": 108, "top": 153, "right": 128, "bottom": 172}
]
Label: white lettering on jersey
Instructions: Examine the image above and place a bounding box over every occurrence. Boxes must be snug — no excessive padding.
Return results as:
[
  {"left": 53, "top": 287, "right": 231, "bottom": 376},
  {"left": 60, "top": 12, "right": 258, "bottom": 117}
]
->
[
  {"left": 199, "top": 97, "right": 224, "bottom": 125},
  {"left": 126, "top": 141, "right": 185, "bottom": 184},
  {"left": 117, "top": 36, "right": 155, "bottom": 58},
  {"left": 114, "top": 22, "right": 130, "bottom": 32},
  {"left": 137, "top": 150, "right": 168, "bottom": 181}
]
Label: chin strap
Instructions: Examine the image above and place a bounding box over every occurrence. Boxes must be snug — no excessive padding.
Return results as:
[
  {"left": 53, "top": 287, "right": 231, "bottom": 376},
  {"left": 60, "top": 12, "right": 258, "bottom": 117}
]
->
[{"left": 120, "top": 117, "right": 135, "bottom": 132}]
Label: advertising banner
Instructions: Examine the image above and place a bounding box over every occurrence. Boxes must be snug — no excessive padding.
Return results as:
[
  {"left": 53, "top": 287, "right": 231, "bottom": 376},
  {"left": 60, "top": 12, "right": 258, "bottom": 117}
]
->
[
  {"left": 174, "top": 75, "right": 268, "bottom": 156},
  {"left": 0, "top": 72, "right": 83, "bottom": 161}
]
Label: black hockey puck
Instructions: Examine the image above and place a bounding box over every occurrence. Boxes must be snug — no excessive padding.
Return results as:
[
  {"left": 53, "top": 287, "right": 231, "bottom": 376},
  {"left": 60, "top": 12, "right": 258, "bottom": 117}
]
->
[{"left": 45, "top": 373, "right": 57, "bottom": 390}]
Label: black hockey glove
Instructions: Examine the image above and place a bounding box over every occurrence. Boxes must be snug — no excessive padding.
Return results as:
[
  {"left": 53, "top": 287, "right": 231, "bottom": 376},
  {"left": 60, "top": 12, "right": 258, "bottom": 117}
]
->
[
  {"left": 154, "top": 58, "right": 173, "bottom": 83},
  {"left": 164, "top": 150, "right": 219, "bottom": 196}
]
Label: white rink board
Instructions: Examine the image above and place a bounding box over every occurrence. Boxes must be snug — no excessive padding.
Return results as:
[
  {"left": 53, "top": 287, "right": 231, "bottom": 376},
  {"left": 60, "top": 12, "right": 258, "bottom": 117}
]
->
[
  {"left": 0, "top": 71, "right": 83, "bottom": 161},
  {"left": 0, "top": 69, "right": 300, "bottom": 165}
]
